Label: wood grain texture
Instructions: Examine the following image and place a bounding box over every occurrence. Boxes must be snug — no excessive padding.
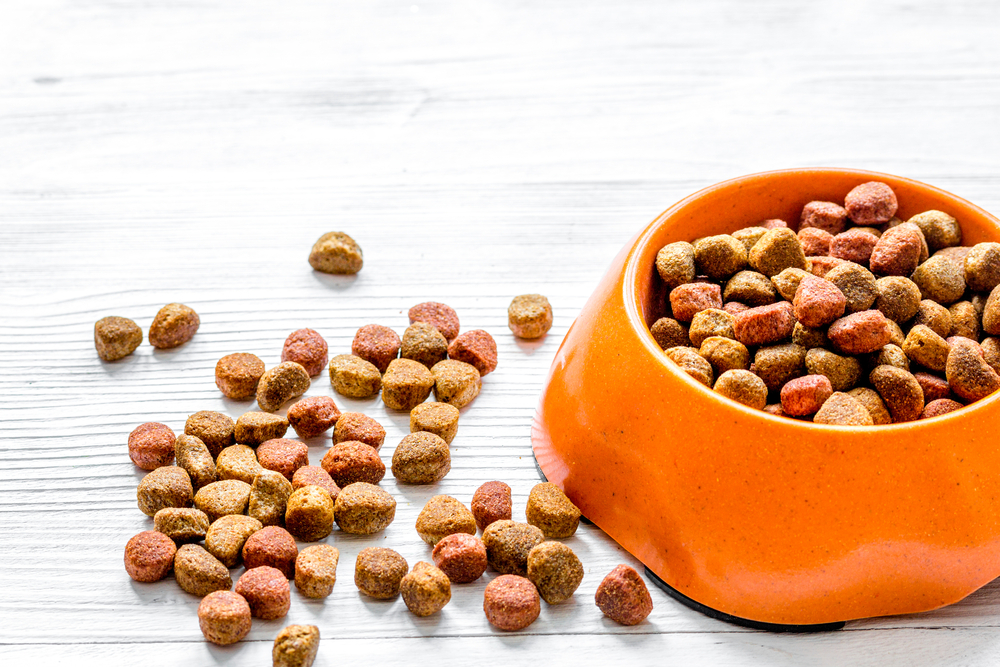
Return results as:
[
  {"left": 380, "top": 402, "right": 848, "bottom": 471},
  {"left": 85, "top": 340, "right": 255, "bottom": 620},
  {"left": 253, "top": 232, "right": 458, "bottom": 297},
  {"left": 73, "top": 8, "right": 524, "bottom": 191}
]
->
[{"left": 3, "top": 0, "right": 1000, "bottom": 664}]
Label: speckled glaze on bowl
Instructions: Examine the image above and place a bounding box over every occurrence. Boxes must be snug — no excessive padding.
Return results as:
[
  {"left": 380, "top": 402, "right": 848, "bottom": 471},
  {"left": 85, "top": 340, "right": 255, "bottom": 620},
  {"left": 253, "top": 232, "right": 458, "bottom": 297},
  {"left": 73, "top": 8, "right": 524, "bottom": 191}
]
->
[{"left": 531, "top": 168, "right": 1000, "bottom": 626}]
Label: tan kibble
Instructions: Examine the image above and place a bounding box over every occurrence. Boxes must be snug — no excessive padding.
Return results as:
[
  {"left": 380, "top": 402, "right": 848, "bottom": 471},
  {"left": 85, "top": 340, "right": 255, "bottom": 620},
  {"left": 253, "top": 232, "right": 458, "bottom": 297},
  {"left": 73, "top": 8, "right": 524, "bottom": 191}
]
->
[
  {"left": 410, "top": 402, "right": 460, "bottom": 445},
  {"left": 688, "top": 309, "right": 735, "bottom": 347},
  {"left": 185, "top": 411, "right": 235, "bottom": 458},
  {"left": 217, "top": 445, "right": 263, "bottom": 485},
  {"left": 949, "top": 301, "right": 980, "bottom": 340},
  {"left": 256, "top": 362, "right": 310, "bottom": 412},
  {"left": 732, "top": 226, "right": 769, "bottom": 253},
  {"left": 826, "top": 262, "right": 877, "bottom": 313},
  {"left": 174, "top": 434, "right": 216, "bottom": 491},
  {"left": 285, "top": 486, "right": 335, "bottom": 542},
  {"left": 391, "top": 431, "right": 451, "bottom": 484},
  {"left": 94, "top": 316, "right": 142, "bottom": 361},
  {"left": 911, "top": 255, "right": 966, "bottom": 305},
  {"left": 400, "top": 562, "right": 452, "bottom": 617},
  {"left": 273, "top": 625, "right": 320, "bottom": 667},
  {"left": 870, "top": 365, "right": 925, "bottom": 423},
  {"left": 215, "top": 353, "right": 266, "bottom": 400},
  {"left": 334, "top": 482, "right": 396, "bottom": 535},
  {"left": 712, "top": 369, "right": 767, "bottom": 409},
  {"left": 198, "top": 591, "right": 251, "bottom": 646},
  {"left": 947, "top": 338, "right": 1000, "bottom": 402},
  {"left": 508, "top": 294, "right": 554, "bottom": 339},
  {"left": 206, "top": 514, "right": 263, "bottom": 567},
  {"left": 655, "top": 242, "right": 696, "bottom": 288},
  {"left": 665, "top": 346, "right": 714, "bottom": 387},
  {"left": 329, "top": 354, "right": 382, "bottom": 399},
  {"left": 813, "top": 392, "right": 874, "bottom": 425},
  {"left": 650, "top": 317, "right": 689, "bottom": 350},
  {"left": 308, "top": 231, "right": 363, "bottom": 275},
  {"left": 400, "top": 322, "right": 449, "bottom": 368},
  {"left": 698, "top": 336, "right": 750, "bottom": 374},
  {"left": 983, "top": 285, "right": 1000, "bottom": 336},
  {"left": 234, "top": 411, "right": 289, "bottom": 447},
  {"left": 982, "top": 338, "right": 1000, "bottom": 374},
  {"left": 381, "top": 358, "right": 434, "bottom": 411},
  {"left": 415, "top": 495, "right": 477, "bottom": 545},
  {"left": 902, "top": 325, "right": 951, "bottom": 372},
  {"left": 748, "top": 228, "right": 807, "bottom": 277},
  {"left": 149, "top": 303, "right": 199, "bottom": 349},
  {"left": 804, "top": 348, "right": 862, "bottom": 392},
  {"left": 873, "top": 343, "right": 910, "bottom": 371},
  {"left": 295, "top": 545, "right": 340, "bottom": 599},
  {"left": 249, "top": 469, "right": 294, "bottom": 526},
  {"left": 194, "top": 479, "right": 252, "bottom": 522},
  {"left": 874, "top": 277, "right": 921, "bottom": 322},
  {"left": 965, "top": 243, "right": 1000, "bottom": 292},
  {"left": 483, "top": 521, "right": 546, "bottom": 576},
  {"left": 723, "top": 270, "right": 777, "bottom": 306},
  {"left": 154, "top": 507, "right": 210, "bottom": 543},
  {"left": 751, "top": 344, "right": 807, "bottom": 391},
  {"left": 525, "top": 483, "right": 583, "bottom": 538},
  {"left": 137, "top": 466, "right": 193, "bottom": 517},
  {"left": 527, "top": 542, "right": 584, "bottom": 604},
  {"left": 914, "top": 299, "right": 954, "bottom": 338},
  {"left": 175, "top": 544, "right": 232, "bottom": 597},
  {"left": 847, "top": 387, "right": 893, "bottom": 425},
  {"left": 771, "top": 267, "right": 812, "bottom": 301},
  {"left": 908, "top": 210, "right": 961, "bottom": 252},
  {"left": 355, "top": 547, "right": 408, "bottom": 599},
  {"left": 792, "top": 322, "right": 828, "bottom": 349},
  {"left": 694, "top": 235, "right": 747, "bottom": 279},
  {"left": 887, "top": 319, "right": 906, "bottom": 347},
  {"left": 431, "top": 360, "right": 482, "bottom": 408}
]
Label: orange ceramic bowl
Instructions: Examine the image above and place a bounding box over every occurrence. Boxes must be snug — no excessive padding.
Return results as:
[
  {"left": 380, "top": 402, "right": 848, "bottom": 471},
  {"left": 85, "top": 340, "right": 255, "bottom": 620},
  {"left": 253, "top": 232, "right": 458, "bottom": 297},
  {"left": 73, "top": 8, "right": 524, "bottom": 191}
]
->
[{"left": 532, "top": 168, "right": 1000, "bottom": 628}]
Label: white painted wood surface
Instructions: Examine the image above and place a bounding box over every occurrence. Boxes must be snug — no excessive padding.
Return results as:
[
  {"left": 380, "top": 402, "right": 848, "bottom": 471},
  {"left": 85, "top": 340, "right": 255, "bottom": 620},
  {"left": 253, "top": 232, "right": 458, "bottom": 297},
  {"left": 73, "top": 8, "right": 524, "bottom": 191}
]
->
[{"left": 4, "top": 0, "right": 1000, "bottom": 664}]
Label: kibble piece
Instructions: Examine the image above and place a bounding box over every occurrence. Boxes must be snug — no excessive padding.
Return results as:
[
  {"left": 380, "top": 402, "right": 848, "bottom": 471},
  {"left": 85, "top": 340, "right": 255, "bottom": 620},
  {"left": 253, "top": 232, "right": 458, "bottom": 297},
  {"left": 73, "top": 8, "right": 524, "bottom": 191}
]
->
[
  {"left": 698, "top": 336, "right": 750, "bottom": 374},
  {"left": 826, "top": 262, "right": 878, "bottom": 313},
  {"left": 808, "top": 255, "right": 847, "bottom": 278},
  {"left": 334, "top": 482, "right": 396, "bottom": 535},
  {"left": 870, "top": 365, "right": 925, "bottom": 423},
  {"left": 733, "top": 301, "right": 796, "bottom": 346},
  {"left": 792, "top": 322, "right": 828, "bottom": 350},
  {"left": 287, "top": 396, "right": 340, "bottom": 439},
  {"left": 780, "top": 375, "right": 833, "bottom": 416},
  {"left": 285, "top": 486, "right": 335, "bottom": 542},
  {"left": 936, "top": 246, "right": 973, "bottom": 266},
  {"left": 281, "top": 329, "right": 328, "bottom": 377},
  {"left": 295, "top": 545, "right": 340, "bottom": 599},
  {"left": 174, "top": 544, "right": 233, "bottom": 597},
  {"left": 352, "top": 324, "right": 401, "bottom": 373},
  {"left": 805, "top": 348, "right": 862, "bottom": 391},
  {"left": 828, "top": 310, "right": 892, "bottom": 355},
  {"left": 235, "top": 566, "right": 291, "bottom": 620},
  {"left": 887, "top": 319, "right": 907, "bottom": 347},
  {"left": 292, "top": 466, "right": 341, "bottom": 502},
  {"left": 713, "top": 369, "right": 768, "bottom": 410},
  {"left": 664, "top": 346, "right": 714, "bottom": 387},
  {"left": 148, "top": 303, "right": 200, "bottom": 349},
  {"left": 813, "top": 392, "right": 874, "bottom": 425},
  {"left": 449, "top": 330, "right": 499, "bottom": 376},
  {"left": 409, "top": 302, "right": 461, "bottom": 340},
  {"left": 256, "top": 362, "right": 311, "bottom": 413},
  {"left": 137, "top": 466, "right": 193, "bottom": 516},
  {"left": 798, "top": 227, "right": 834, "bottom": 257},
  {"left": 235, "top": 411, "right": 289, "bottom": 447},
  {"left": 198, "top": 591, "right": 251, "bottom": 646},
  {"left": 273, "top": 625, "right": 320, "bottom": 667},
  {"left": 508, "top": 294, "right": 554, "bottom": 339},
  {"left": 257, "top": 439, "right": 309, "bottom": 481},
  {"left": 400, "top": 562, "right": 452, "bottom": 617},
  {"left": 174, "top": 434, "right": 217, "bottom": 491},
  {"left": 95, "top": 316, "right": 142, "bottom": 361},
  {"left": 800, "top": 201, "right": 849, "bottom": 234},
  {"left": 382, "top": 358, "right": 435, "bottom": 410},
  {"left": 483, "top": 520, "right": 546, "bottom": 576},
  {"left": 732, "top": 226, "right": 768, "bottom": 253},
  {"left": 762, "top": 218, "right": 790, "bottom": 229},
  {"left": 195, "top": 479, "right": 252, "bottom": 522},
  {"left": 216, "top": 353, "right": 266, "bottom": 400},
  {"left": 874, "top": 343, "right": 910, "bottom": 371},
  {"left": 874, "top": 277, "right": 922, "bottom": 322},
  {"left": 694, "top": 235, "right": 747, "bottom": 279},
  {"left": 669, "top": 282, "right": 723, "bottom": 322},
  {"left": 526, "top": 542, "right": 584, "bottom": 605},
  {"left": 982, "top": 285, "right": 1000, "bottom": 335},
  {"left": 947, "top": 337, "right": 1000, "bottom": 402},
  {"left": 914, "top": 299, "right": 954, "bottom": 338},
  {"left": 965, "top": 243, "right": 1000, "bottom": 292},
  {"left": 748, "top": 228, "right": 808, "bottom": 277},
  {"left": 655, "top": 242, "right": 697, "bottom": 288},
  {"left": 922, "top": 398, "right": 965, "bottom": 419},
  {"left": 845, "top": 182, "right": 898, "bottom": 225},
  {"left": 416, "top": 495, "right": 477, "bottom": 545},
  {"left": 793, "top": 276, "right": 846, "bottom": 328},
  {"left": 484, "top": 575, "right": 541, "bottom": 631},
  {"left": 321, "top": 441, "right": 386, "bottom": 487},
  {"left": 902, "top": 325, "right": 951, "bottom": 372},
  {"left": 432, "top": 533, "right": 488, "bottom": 584},
  {"left": 870, "top": 224, "right": 924, "bottom": 276},
  {"left": 249, "top": 469, "right": 294, "bottom": 526},
  {"left": 308, "top": 231, "right": 363, "bottom": 275},
  {"left": 594, "top": 565, "right": 653, "bottom": 626},
  {"left": 650, "top": 317, "right": 689, "bottom": 349},
  {"left": 355, "top": 547, "right": 408, "bottom": 599},
  {"left": 409, "top": 402, "right": 460, "bottom": 445},
  {"left": 949, "top": 301, "right": 980, "bottom": 340},
  {"left": 206, "top": 514, "right": 262, "bottom": 568},
  {"left": 391, "top": 431, "right": 451, "bottom": 484},
  {"left": 154, "top": 507, "right": 210, "bottom": 543},
  {"left": 400, "top": 322, "right": 449, "bottom": 368},
  {"left": 847, "top": 387, "right": 893, "bottom": 425},
  {"left": 688, "top": 309, "right": 736, "bottom": 347},
  {"left": 727, "top": 302, "right": 753, "bottom": 315},
  {"left": 908, "top": 210, "right": 961, "bottom": 252},
  {"left": 982, "top": 338, "right": 1000, "bottom": 373},
  {"left": 914, "top": 372, "right": 953, "bottom": 402},
  {"left": 431, "top": 360, "right": 482, "bottom": 408},
  {"left": 124, "top": 531, "right": 177, "bottom": 582},
  {"left": 329, "top": 354, "right": 382, "bottom": 399},
  {"left": 723, "top": 270, "right": 777, "bottom": 307},
  {"left": 128, "top": 422, "right": 176, "bottom": 471},
  {"left": 911, "top": 255, "right": 966, "bottom": 305},
  {"left": 472, "top": 481, "right": 513, "bottom": 531},
  {"left": 217, "top": 444, "right": 263, "bottom": 485},
  {"left": 830, "top": 228, "right": 879, "bottom": 265},
  {"left": 243, "top": 526, "right": 298, "bottom": 578},
  {"left": 771, "top": 267, "right": 812, "bottom": 301},
  {"left": 751, "top": 344, "right": 807, "bottom": 391},
  {"left": 525, "top": 482, "right": 582, "bottom": 539},
  {"left": 763, "top": 403, "right": 789, "bottom": 417},
  {"left": 334, "top": 412, "right": 386, "bottom": 450},
  {"left": 185, "top": 411, "right": 235, "bottom": 459}
]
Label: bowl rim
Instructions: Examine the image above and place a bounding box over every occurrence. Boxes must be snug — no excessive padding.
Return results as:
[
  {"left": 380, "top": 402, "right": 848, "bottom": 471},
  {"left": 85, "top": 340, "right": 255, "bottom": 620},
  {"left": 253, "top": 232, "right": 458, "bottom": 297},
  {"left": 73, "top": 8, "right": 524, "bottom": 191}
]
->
[{"left": 622, "top": 167, "right": 1000, "bottom": 432}]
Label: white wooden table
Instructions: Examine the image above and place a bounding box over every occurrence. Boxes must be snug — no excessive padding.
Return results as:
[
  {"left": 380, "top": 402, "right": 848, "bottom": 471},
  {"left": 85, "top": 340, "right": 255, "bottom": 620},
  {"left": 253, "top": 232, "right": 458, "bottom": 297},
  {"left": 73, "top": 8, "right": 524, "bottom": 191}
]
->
[{"left": 4, "top": 0, "right": 1000, "bottom": 664}]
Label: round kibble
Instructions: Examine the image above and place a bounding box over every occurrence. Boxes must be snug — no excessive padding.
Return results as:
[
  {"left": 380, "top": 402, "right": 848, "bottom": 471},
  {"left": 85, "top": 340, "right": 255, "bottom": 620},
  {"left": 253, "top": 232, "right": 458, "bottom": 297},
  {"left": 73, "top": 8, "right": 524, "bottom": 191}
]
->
[
  {"left": 911, "top": 255, "right": 966, "bottom": 304},
  {"left": 235, "top": 566, "right": 290, "bottom": 620},
  {"left": 149, "top": 303, "right": 199, "bottom": 349},
  {"left": 793, "top": 276, "right": 846, "bottom": 328},
  {"left": 525, "top": 482, "right": 582, "bottom": 539},
  {"left": 333, "top": 412, "right": 386, "bottom": 450},
  {"left": 902, "top": 325, "right": 951, "bottom": 372},
  {"left": 285, "top": 486, "right": 335, "bottom": 542},
  {"left": 308, "top": 231, "right": 363, "bottom": 275},
  {"left": 804, "top": 348, "right": 861, "bottom": 392},
  {"left": 723, "top": 270, "right": 777, "bottom": 306},
  {"left": 732, "top": 226, "right": 768, "bottom": 253},
  {"left": 914, "top": 372, "right": 952, "bottom": 402},
  {"left": 798, "top": 227, "right": 833, "bottom": 257},
  {"left": 830, "top": 228, "right": 879, "bottom": 265},
  {"left": 733, "top": 301, "right": 796, "bottom": 346},
  {"left": 508, "top": 294, "right": 554, "bottom": 339},
  {"left": 792, "top": 322, "right": 828, "bottom": 350},
  {"left": 281, "top": 329, "right": 328, "bottom": 377},
  {"left": 484, "top": 575, "right": 541, "bottom": 631},
  {"left": 216, "top": 353, "right": 266, "bottom": 400},
  {"left": 826, "top": 262, "right": 878, "bottom": 313},
  {"left": 699, "top": 336, "right": 750, "bottom": 374},
  {"left": 154, "top": 507, "right": 210, "bottom": 543},
  {"left": 248, "top": 469, "right": 294, "bottom": 526},
  {"left": 471, "top": 481, "right": 512, "bottom": 531},
  {"left": 448, "top": 330, "right": 499, "bottom": 376},
  {"left": 870, "top": 365, "right": 925, "bottom": 423},
  {"left": 195, "top": 479, "right": 252, "bottom": 522},
  {"left": 828, "top": 310, "right": 892, "bottom": 355},
  {"left": 392, "top": 431, "right": 451, "bottom": 484},
  {"left": 846, "top": 387, "right": 892, "bottom": 425},
  {"left": 174, "top": 434, "right": 217, "bottom": 491},
  {"left": 527, "top": 542, "right": 584, "bottom": 605},
  {"left": 242, "top": 526, "right": 298, "bottom": 578},
  {"left": 352, "top": 324, "right": 401, "bottom": 373},
  {"left": 800, "top": 201, "right": 848, "bottom": 234},
  {"left": 205, "top": 514, "right": 263, "bottom": 568},
  {"left": 137, "top": 466, "right": 193, "bottom": 516},
  {"left": 415, "top": 495, "right": 477, "bottom": 545},
  {"left": 334, "top": 482, "right": 396, "bottom": 535},
  {"left": 665, "top": 346, "right": 714, "bottom": 386},
  {"left": 329, "top": 354, "right": 382, "bottom": 399},
  {"left": 751, "top": 343, "right": 806, "bottom": 391},
  {"left": 874, "top": 276, "right": 921, "bottom": 322},
  {"left": 874, "top": 343, "right": 910, "bottom": 371},
  {"left": 216, "top": 444, "right": 263, "bottom": 485},
  {"left": 432, "top": 533, "right": 488, "bottom": 584},
  {"left": 947, "top": 337, "right": 1000, "bottom": 402},
  {"left": 409, "top": 302, "right": 460, "bottom": 340},
  {"left": 949, "top": 301, "right": 980, "bottom": 341},
  {"left": 771, "top": 267, "right": 811, "bottom": 301},
  {"left": 965, "top": 243, "right": 1000, "bottom": 292},
  {"left": 273, "top": 624, "right": 320, "bottom": 667},
  {"left": 669, "top": 282, "right": 723, "bottom": 322},
  {"left": 256, "top": 361, "right": 310, "bottom": 412},
  {"left": 128, "top": 422, "right": 176, "bottom": 471},
  {"left": 400, "top": 562, "right": 451, "bottom": 617},
  {"left": 185, "top": 410, "right": 235, "bottom": 459},
  {"left": 748, "top": 228, "right": 807, "bottom": 277},
  {"left": 483, "top": 520, "right": 545, "bottom": 576},
  {"left": 922, "top": 398, "right": 965, "bottom": 419},
  {"left": 813, "top": 392, "right": 874, "bottom": 425},
  {"left": 292, "top": 466, "right": 341, "bottom": 502},
  {"left": 845, "top": 181, "right": 897, "bottom": 225},
  {"left": 595, "top": 565, "right": 653, "bottom": 626},
  {"left": 295, "top": 545, "right": 340, "bottom": 599},
  {"left": 95, "top": 316, "right": 142, "bottom": 361},
  {"left": 355, "top": 547, "right": 408, "bottom": 599},
  {"left": 650, "top": 317, "right": 688, "bottom": 349},
  {"left": 713, "top": 369, "right": 768, "bottom": 409},
  {"left": 908, "top": 210, "right": 961, "bottom": 252},
  {"left": 655, "top": 242, "right": 696, "bottom": 288},
  {"left": 410, "top": 402, "right": 460, "bottom": 445},
  {"left": 430, "top": 359, "right": 482, "bottom": 408},
  {"left": 287, "top": 396, "right": 340, "bottom": 440},
  {"left": 780, "top": 375, "right": 833, "bottom": 416},
  {"left": 688, "top": 308, "right": 735, "bottom": 347},
  {"left": 400, "top": 322, "right": 449, "bottom": 368},
  {"left": 382, "top": 358, "right": 435, "bottom": 410},
  {"left": 234, "top": 411, "right": 289, "bottom": 447},
  {"left": 870, "top": 224, "right": 923, "bottom": 276},
  {"left": 124, "top": 531, "right": 177, "bottom": 582},
  {"left": 983, "top": 338, "right": 1000, "bottom": 373},
  {"left": 694, "top": 234, "right": 747, "bottom": 279},
  {"left": 321, "top": 441, "right": 386, "bottom": 487},
  {"left": 935, "top": 246, "right": 972, "bottom": 266},
  {"left": 257, "top": 439, "right": 309, "bottom": 481},
  {"left": 984, "top": 286, "right": 1000, "bottom": 336},
  {"left": 198, "top": 591, "right": 251, "bottom": 646},
  {"left": 914, "top": 299, "right": 954, "bottom": 338},
  {"left": 175, "top": 543, "right": 232, "bottom": 597}
]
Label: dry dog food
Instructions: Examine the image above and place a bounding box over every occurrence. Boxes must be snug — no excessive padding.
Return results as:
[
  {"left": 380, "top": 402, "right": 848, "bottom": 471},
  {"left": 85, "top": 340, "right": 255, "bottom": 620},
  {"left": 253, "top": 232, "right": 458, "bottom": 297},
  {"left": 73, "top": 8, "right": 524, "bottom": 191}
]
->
[
  {"left": 410, "top": 402, "right": 460, "bottom": 445},
  {"left": 137, "top": 466, "right": 193, "bottom": 516},
  {"left": 217, "top": 444, "right": 263, "bottom": 485},
  {"left": 198, "top": 591, "right": 252, "bottom": 645},
  {"left": 483, "top": 575, "right": 540, "bottom": 631},
  {"left": 235, "top": 411, "right": 289, "bottom": 446},
  {"left": 235, "top": 566, "right": 291, "bottom": 620},
  {"left": 243, "top": 526, "right": 298, "bottom": 578},
  {"left": 194, "top": 479, "right": 252, "bottom": 522},
  {"left": 257, "top": 362, "right": 311, "bottom": 412},
  {"left": 382, "top": 358, "right": 435, "bottom": 410},
  {"left": 309, "top": 231, "right": 363, "bottom": 275},
  {"left": 400, "top": 562, "right": 451, "bottom": 617},
  {"left": 409, "top": 302, "right": 460, "bottom": 340},
  {"left": 334, "top": 482, "right": 396, "bottom": 535},
  {"left": 509, "top": 294, "right": 554, "bottom": 339},
  {"left": 594, "top": 565, "right": 653, "bottom": 626},
  {"left": 471, "top": 481, "right": 512, "bottom": 531},
  {"left": 431, "top": 533, "right": 488, "bottom": 583},
  {"left": 281, "top": 329, "right": 328, "bottom": 377},
  {"left": 430, "top": 359, "right": 481, "bottom": 408},
  {"left": 273, "top": 624, "right": 320, "bottom": 667},
  {"left": 415, "top": 495, "right": 477, "bottom": 545},
  {"left": 333, "top": 412, "right": 386, "bottom": 450},
  {"left": 148, "top": 303, "right": 200, "bottom": 349},
  {"left": 95, "top": 316, "right": 143, "bottom": 361},
  {"left": 287, "top": 396, "right": 341, "bottom": 439},
  {"left": 185, "top": 410, "right": 235, "bottom": 458},
  {"left": 154, "top": 507, "right": 211, "bottom": 543},
  {"left": 713, "top": 369, "right": 768, "bottom": 409},
  {"left": 257, "top": 439, "right": 310, "bottom": 481},
  {"left": 295, "top": 545, "right": 340, "bottom": 599},
  {"left": 352, "top": 325, "right": 401, "bottom": 373},
  {"left": 448, "top": 330, "right": 498, "bottom": 376},
  {"left": 285, "top": 486, "right": 335, "bottom": 542},
  {"left": 174, "top": 544, "right": 233, "bottom": 597},
  {"left": 291, "top": 466, "right": 341, "bottom": 502},
  {"left": 216, "top": 353, "right": 266, "bottom": 400},
  {"left": 205, "top": 514, "right": 263, "bottom": 567},
  {"left": 525, "top": 483, "right": 582, "bottom": 539},
  {"left": 321, "top": 441, "right": 386, "bottom": 487},
  {"left": 813, "top": 391, "right": 874, "bottom": 426},
  {"left": 329, "top": 354, "right": 382, "bottom": 398},
  {"left": 401, "top": 322, "right": 449, "bottom": 368},
  {"left": 355, "top": 547, "right": 408, "bottom": 599},
  {"left": 174, "top": 434, "right": 217, "bottom": 490},
  {"left": 527, "top": 541, "right": 584, "bottom": 604},
  {"left": 129, "top": 422, "right": 176, "bottom": 470},
  {"left": 482, "top": 520, "right": 546, "bottom": 576},
  {"left": 801, "top": 201, "right": 848, "bottom": 234},
  {"left": 391, "top": 431, "right": 451, "bottom": 484},
  {"left": 249, "top": 469, "right": 294, "bottom": 526},
  {"left": 124, "top": 531, "right": 177, "bottom": 582}
]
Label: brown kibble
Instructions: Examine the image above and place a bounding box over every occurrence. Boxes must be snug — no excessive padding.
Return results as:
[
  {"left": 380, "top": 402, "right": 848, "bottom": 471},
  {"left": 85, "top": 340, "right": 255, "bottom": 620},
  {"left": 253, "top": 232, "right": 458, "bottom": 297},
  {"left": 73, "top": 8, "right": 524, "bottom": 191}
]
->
[
  {"left": 982, "top": 285, "right": 1000, "bottom": 335},
  {"left": 804, "top": 348, "right": 862, "bottom": 391},
  {"left": 830, "top": 228, "right": 879, "bottom": 265},
  {"left": 826, "top": 262, "right": 878, "bottom": 313},
  {"left": 800, "top": 201, "right": 849, "bottom": 234},
  {"left": 525, "top": 482, "right": 582, "bottom": 538},
  {"left": 287, "top": 396, "right": 341, "bottom": 439},
  {"left": 698, "top": 336, "right": 750, "bottom": 374},
  {"left": 400, "top": 562, "right": 452, "bottom": 617},
  {"left": 285, "top": 486, "right": 335, "bottom": 542},
  {"left": 845, "top": 182, "right": 898, "bottom": 225},
  {"left": 291, "top": 466, "right": 340, "bottom": 502},
  {"left": 946, "top": 337, "right": 1000, "bottom": 402},
  {"left": 650, "top": 317, "right": 689, "bottom": 349},
  {"left": 235, "top": 411, "right": 289, "bottom": 447},
  {"left": 870, "top": 365, "right": 925, "bottom": 423},
  {"left": 688, "top": 308, "right": 736, "bottom": 347},
  {"left": 137, "top": 466, "right": 193, "bottom": 516},
  {"left": 508, "top": 294, "right": 554, "bottom": 339},
  {"left": 694, "top": 234, "right": 748, "bottom": 279},
  {"left": 793, "top": 276, "right": 846, "bottom": 328},
  {"left": 281, "top": 329, "right": 328, "bottom": 377},
  {"left": 527, "top": 542, "right": 584, "bottom": 604},
  {"left": 175, "top": 543, "right": 232, "bottom": 597},
  {"left": 391, "top": 431, "right": 451, "bottom": 484},
  {"left": 669, "top": 282, "right": 723, "bottom": 322},
  {"left": 828, "top": 310, "right": 892, "bottom": 355},
  {"left": 334, "top": 482, "right": 396, "bottom": 535},
  {"left": 154, "top": 507, "right": 211, "bottom": 543},
  {"left": 242, "top": 526, "right": 298, "bottom": 578},
  {"left": 382, "top": 358, "right": 435, "bottom": 410},
  {"left": 258, "top": 439, "right": 309, "bottom": 481},
  {"left": 235, "top": 565, "right": 290, "bottom": 620},
  {"left": 217, "top": 444, "right": 263, "bottom": 485},
  {"left": 249, "top": 469, "right": 294, "bottom": 526},
  {"left": 295, "top": 544, "right": 340, "bottom": 599},
  {"left": 914, "top": 372, "right": 952, "bottom": 403},
  {"left": 174, "top": 434, "right": 217, "bottom": 490},
  {"left": 149, "top": 303, "right": 199, "bottom": 349},
  {"left": 724, "top": 270, "right": 777, "bottom": 307},
  {"left": 355, "top": 547, "right": 408, "bottom": 599},
  {"left": 206, "top": 514, "right": 262, "bottom": 568},
  {"left": 965, "top": 243, "right": 1000, "bottom": 292},
  {"left": 400, "top": 322, "right": 449, "bottom": 368},
  {"left": 664, "top": 346, "right": 714, "bottom": 387},
  {"left": 329, "top": 354, "right": 382, "bottom": 399},
  {"left": 887, "top": 319, "right": 906, "bottom": 346},
  {"left": 128, "top": 422, "right": 176, "bottom": 471},
  {"left": 914, "top": 299, "right": 954, "bottom": 338},
  {"left": 256, "top": 362, "right": 310, "bottom": 412},
  {"left": 352, "top": 324, "right": 401, "bottom": 373},
  {"left": 732, "top": 226, "right": 768, "bottom": 253},
  {"left": 432, "top": 533, "right": 488, "bottom": 584},
  {"left": 798, "top": 227, "right": 833, "bottom": 257},
  {"left": 185, "top": 411, "right": 235, "bottom": 459},
  {"left": 751, "top": 343, "right": 807, "bottom": 391},
  {"left": 273, "top": 625, "right": 320, "bottom": 667},
  {"left": 874, "top": 343, "right": 910, "bottom": 371},
  {"left": 472, "top": 481, "right": 512, "bottom": 531},
  {"left": 902, "top": 325, "right": 951, "bottom": 372},
  {"left": 949, "top": 301, "right": 980, "bottom": 340},
  {"left": 874, "top": 277, "right": 921, "bottom": 322},
  {"left": 431, "top": 359, "right": 481, "bottom": 408},
  {"left": 713, "top": 369, "right": 768, "bottom": 410},
  {"left": 748, "top": 228, "right": 808, "bottom": 277},
  {"left": 409, "top": 302, "right": 460, "bottom": 340},
  {"left": 847, "top": 387, "right": 892, "bottom": 425},
  {"left": 792, "top": 322, "right": 828, "bottom": 349},
  {"left": 410, "top": 402, "right": 460, "bottom": 445},
  {"left": 655, "top": 242, "right": 697, "bottom": 288},
  {"left": 194, "top": 479, "right": 252, "bottom": 522},
  {"left": 308, "top": 231, "right": 363, "bottom": 275},
  {"left": 321, "top": 441, "right": 386, "bottom": 487},
  {"left": 780, "top": 375, "right": 833, "bottom": 416},
  {"left": 911, "top": 255, "right": 966, "bottom": 304},
  {"left": 982, "top": 338, "right": 1000, "bottom": 374},
  {"left": 198, "top": 591, "right": 251, "bottom": 646},
  {"left": 733, "top": 301, "right": 796, "bottom": 346},
  {"left": 771, "top": 267, "right": 812, "bottom": 301},
  {"left": 416, "top": 495, "right": 477, "bottom": 545},
  {"left": 482, "top": 520, "right": 545, "bottom": 576},
  {"left": 813, "top": 392, "right": 875, "bottom": 426},
  {"left": 333, "top": 412, "right": 386, "bottom": 450},
  {"left": 908, "top": 210, "right": 961, "bottom": 252},
  {"left": 124, "top": 531, "right": 177, "bottom": 582},
  {"left": 922, "top": 398, "right": 964, "bottom": 419},
  {"left": 216, "top": 353, "right": 266, "bottom": 400},
  {"left": 594, "top": 565, "right": 653, "bottom": 626},
  {"left": 484, "top": 575, "right": 541, "bottom": 631},
  {"left": 449, "top": 330, "right": 499, "bottom": 376},
  {"left": 95, "top": 316, "right": 142, "bottom": 361},
  {"left": 870, "top": 224, "right": 923, "bottom": 276}
]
